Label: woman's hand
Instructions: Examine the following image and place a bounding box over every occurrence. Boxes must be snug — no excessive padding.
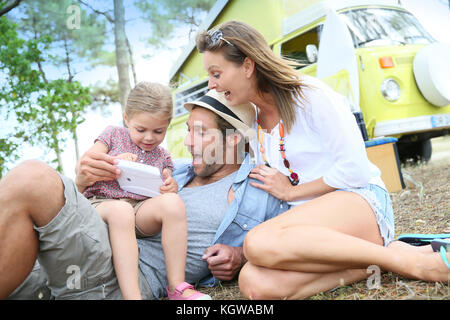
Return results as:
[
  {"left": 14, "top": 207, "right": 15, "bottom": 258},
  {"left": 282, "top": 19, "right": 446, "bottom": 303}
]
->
[
  {"left": 159, "top": 168, "right": 178, "bottom": 194},
  {"left": 248, "top": 164, "right": 293, "bottom": 202}
]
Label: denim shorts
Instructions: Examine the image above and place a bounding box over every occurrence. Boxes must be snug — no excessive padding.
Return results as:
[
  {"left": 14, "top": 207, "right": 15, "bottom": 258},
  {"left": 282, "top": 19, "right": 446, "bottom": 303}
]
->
[{"left": 340, "top": 184, "right": 395, "bottom": 246}]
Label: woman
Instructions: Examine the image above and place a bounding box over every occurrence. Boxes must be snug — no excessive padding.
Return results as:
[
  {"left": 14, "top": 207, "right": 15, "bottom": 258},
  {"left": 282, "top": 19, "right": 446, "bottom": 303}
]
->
[{"left": 195, "top": 20, "right": 449, "bottom": 299}]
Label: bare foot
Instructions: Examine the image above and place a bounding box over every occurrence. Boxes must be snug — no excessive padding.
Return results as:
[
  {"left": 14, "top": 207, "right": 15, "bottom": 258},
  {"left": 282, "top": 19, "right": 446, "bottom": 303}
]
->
[{"left": 416, "top": 251, "right": 450, "bottom": 282}]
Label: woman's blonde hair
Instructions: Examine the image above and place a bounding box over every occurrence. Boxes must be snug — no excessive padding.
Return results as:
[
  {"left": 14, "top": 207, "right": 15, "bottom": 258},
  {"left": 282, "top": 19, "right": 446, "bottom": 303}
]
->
[
  {"left": 196, "top": 20, "right": 307, "bottom": 133},
  {"left": 125, "top": 82, "right": 173, "bottom": 122}
]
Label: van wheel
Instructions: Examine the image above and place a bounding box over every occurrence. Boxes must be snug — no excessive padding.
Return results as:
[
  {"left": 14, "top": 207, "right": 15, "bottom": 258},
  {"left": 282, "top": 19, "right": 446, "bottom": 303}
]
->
[{"left": 398, "top": 139, "right": 432, "bottom": 163}]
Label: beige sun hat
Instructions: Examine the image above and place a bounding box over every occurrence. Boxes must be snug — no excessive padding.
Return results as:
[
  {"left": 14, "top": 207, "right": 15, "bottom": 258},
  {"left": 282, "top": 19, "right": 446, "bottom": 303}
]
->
[{"left": 184, "top": 89, "right": 256, "bottom": 140}]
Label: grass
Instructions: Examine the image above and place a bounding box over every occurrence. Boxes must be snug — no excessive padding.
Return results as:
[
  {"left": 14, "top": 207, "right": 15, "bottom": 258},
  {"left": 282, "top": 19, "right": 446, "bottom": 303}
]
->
[{"left": 200, "top": 157, "right": 450, "bottom": 300}]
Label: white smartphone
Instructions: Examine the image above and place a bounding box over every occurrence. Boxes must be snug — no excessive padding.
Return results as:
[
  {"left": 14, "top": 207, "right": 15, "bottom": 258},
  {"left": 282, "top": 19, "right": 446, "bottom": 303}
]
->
[{"left": 116, "top": 160, "right": 163, "bottom": 197}]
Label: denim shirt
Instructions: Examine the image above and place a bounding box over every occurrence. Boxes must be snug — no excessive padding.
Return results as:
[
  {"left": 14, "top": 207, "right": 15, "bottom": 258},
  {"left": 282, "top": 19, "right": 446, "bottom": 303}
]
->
[{"left": 172, "top": 154, "right": 289, "bottom": 287}]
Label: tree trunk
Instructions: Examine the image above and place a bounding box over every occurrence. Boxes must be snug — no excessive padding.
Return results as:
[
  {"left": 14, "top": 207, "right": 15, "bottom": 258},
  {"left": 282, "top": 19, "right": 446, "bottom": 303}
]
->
[
  {"left": 73, "top": 126, "right": 80, "bottom": 162},
  {"left": 0, "top": 0, "right": 23, "bottom": 17},
  {"left": 113, "top": 0, "right": 131, "bottom": 113},
  {"left": 126, "top": 36, "right": 137, "bottom": 87},
  {"left": 48, "top": 111, "right": 64, "bottom": 174},
  {"left": 54, "top": 136, "right": 64, "bottom": 174}
]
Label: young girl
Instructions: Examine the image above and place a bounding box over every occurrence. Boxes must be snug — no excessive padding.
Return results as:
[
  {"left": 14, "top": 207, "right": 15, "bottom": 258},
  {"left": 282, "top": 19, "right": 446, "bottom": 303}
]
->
[{"left": 82, "top": 82, "right": 210, "bottom": 300}]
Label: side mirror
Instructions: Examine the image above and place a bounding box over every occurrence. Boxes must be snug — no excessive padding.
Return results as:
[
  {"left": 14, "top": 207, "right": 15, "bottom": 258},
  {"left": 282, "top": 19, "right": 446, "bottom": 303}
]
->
[{"left": 306, "top": 44, "right": 318, "bottom": 63}]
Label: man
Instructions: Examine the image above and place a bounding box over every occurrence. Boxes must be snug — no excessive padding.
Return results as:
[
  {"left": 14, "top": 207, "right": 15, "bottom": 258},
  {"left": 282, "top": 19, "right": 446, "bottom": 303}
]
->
[{"left": 1, "top": 90, "right": 288, "bottom": 299}]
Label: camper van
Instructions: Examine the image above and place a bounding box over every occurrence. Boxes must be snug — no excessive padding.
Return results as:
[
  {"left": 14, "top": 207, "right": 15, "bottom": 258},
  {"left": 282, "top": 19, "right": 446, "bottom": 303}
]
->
[{"left": 167, "top": 0, "right": 450, "bottom": 162}]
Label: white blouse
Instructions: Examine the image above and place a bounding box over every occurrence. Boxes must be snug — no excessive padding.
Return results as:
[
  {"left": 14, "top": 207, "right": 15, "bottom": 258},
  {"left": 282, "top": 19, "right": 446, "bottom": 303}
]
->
[{"left": 249, "top": 75, "right": 385, "bottom": 206}]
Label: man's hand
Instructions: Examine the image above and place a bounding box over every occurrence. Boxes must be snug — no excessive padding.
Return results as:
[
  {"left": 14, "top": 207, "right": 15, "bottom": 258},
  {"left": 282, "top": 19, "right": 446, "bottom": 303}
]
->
[
  {"left": 202, "top": 244, "right": 247, "bottom": 281},
  {"left": 75, "top": 149, "right": 120, "bottom": 193},
  {"left": 159, "top": 168, "right": 178, "bottom": 194}
]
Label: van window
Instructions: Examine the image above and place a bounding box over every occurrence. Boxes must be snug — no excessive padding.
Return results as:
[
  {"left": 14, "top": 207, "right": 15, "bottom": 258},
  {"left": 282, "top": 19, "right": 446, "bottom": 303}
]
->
[
  {"left": 340, "top": 8, "right": 434, "bottom": 48},
  {"left": 173, "top": 82, "right": 208, "bottom": 117},
  {"left": 280, "top": 25, "right": 323, "bottom": 69}
]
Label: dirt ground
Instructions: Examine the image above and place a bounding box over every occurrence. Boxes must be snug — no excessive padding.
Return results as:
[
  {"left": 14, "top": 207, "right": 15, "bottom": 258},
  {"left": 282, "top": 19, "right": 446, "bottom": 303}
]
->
[{"left": 202, "top": 136, "right": 450, "bottom": 300}]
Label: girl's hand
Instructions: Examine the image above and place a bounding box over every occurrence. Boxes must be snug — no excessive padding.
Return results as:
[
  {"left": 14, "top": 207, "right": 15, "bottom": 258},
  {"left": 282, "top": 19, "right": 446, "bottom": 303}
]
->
[
  {"left": 159, "top": 168, "right": 178, "bottom": 194},
  {"left": 115, "top": 153, "right": 138, "bottom": 162},
  {"left": 248, "top": 164, "right": 293, "bottom": 202}
]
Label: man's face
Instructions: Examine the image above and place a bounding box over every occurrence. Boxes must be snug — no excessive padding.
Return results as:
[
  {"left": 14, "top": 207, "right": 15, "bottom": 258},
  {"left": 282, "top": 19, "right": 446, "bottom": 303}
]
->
[{"left": 184, "top": 107, "right": 227, "bottom": 177}]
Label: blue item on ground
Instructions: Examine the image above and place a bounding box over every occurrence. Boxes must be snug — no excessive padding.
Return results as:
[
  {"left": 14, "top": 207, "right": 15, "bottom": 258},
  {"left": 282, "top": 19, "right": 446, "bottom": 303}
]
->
[{"left": 397, "top": 233, "right": 450, "bottom": 246}]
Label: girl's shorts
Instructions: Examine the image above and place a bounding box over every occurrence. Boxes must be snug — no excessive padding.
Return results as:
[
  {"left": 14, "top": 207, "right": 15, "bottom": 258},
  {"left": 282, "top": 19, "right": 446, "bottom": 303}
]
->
[
  {"left": 340, "top": 184, "right": 395, "bottom": 246},
  {"left": 89, "top": 196, "right": 151, "bottom": 238}
]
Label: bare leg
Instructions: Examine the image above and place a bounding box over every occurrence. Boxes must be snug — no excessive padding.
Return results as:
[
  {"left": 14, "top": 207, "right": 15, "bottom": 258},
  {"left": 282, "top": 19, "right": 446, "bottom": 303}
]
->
[
  {"left": 0, "top": 160, "right": 65, "bottom": 299},
  {"left": 239, "top": 261, "right": 368, "bottom": 300},
  {"left": 388, "top": 240, "right": 435, "bottom": 254},
  {"left": 240, "top": 243, "right": 443, "bottom": 299},
  {"left": 135, "top": 193, "right": 197, "bottom": 297},
  {"left": 96, "top": 200, "right": 141, "bottom": 300},
  {"left": 241, "top": 190, "right": 449, "bottom": 300}
]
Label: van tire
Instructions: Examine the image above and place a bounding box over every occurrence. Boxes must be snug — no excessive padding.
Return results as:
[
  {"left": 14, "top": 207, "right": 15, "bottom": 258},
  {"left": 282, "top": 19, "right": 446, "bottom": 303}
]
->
[
  {"left": 398, "top": 139, "right": 432, "bottom": 163},
  {"left": 413, "top": 43, "right": 450, "bottom": 107}
]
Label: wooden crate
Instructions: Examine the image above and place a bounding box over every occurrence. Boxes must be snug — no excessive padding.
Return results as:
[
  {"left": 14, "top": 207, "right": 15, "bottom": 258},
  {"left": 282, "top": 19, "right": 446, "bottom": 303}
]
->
[{"left": 365, "top": 138, "right": 405, "bottom": 193}]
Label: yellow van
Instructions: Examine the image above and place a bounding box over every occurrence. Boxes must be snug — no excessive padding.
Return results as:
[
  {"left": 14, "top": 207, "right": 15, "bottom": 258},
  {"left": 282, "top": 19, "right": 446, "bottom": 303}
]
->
[{"left": 167, "top": 0, "right": 450, "bottom": 162}]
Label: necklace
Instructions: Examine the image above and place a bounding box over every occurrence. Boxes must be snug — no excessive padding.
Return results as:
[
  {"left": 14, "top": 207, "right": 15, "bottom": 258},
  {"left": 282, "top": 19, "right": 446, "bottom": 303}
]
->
[{"left": 256, "top": 115, "right": 300, "bottom": 186}]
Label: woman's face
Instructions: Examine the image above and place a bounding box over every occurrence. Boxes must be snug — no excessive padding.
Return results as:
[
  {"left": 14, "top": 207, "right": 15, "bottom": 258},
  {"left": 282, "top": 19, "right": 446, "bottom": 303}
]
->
[{"left": 203, "top": 50, "right": 253, "bottom": 106}]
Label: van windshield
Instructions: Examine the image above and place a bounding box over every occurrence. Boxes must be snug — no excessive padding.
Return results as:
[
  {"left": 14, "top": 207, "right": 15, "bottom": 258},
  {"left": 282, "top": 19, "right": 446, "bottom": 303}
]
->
[{"left": 340, "top": 8, "right": 434, "bottom": 48}]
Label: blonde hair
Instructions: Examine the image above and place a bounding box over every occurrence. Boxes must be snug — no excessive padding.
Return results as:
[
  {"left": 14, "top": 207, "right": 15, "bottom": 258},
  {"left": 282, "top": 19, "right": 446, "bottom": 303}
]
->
[
  {"left": 196, "top": 20, "right": 307, "bottom": 133},
  {"left": 125, "top": 82, "right": 173, "bottom": 121}
]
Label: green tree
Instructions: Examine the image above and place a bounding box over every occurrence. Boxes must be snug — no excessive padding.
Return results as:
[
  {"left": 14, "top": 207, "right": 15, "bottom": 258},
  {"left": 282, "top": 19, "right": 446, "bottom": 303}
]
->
[
  {"left": 0, "top": 0, "right": 23, "bottom": 17},
  {"left": 78, "top": 0, "right": 215, "bottom": 113},
  {"left": 90, "top": 78, "right": 120, "bottom": 114},
  {"left": 15, "top": 0, "right": 105, "bottom": 166},
  {"left": 27, "top": 80, "right": 91, "bottom": 172},
  {"left": 0, "top": 12, "right": 44, "bottom": 177},
  {"left": 78, "top": 0, "right": 133, "bottom": 114},
  {"left": 19, "top": 0, "right": 109, "bottom": 80},
  {"left": 0, "top": 8, "right": 91, "bottom": 175},
  {"left": 136, "top": 0, "right": 215, "bottom": 48}
]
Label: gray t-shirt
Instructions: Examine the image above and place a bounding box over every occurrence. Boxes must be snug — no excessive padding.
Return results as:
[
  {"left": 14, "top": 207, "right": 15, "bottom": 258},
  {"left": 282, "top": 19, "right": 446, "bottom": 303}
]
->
[{"left": 137, "top": 170, "right": 238, "bottom": 299}]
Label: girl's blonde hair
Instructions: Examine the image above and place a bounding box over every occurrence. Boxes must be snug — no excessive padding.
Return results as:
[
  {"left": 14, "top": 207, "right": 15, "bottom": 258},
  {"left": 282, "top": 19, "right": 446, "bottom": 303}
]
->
[
  {"left": 125, "top": 82, "right": 173, "bottom": 121},
  {"left": 196, "top": 20, "right": 307, "bottom": 133}
]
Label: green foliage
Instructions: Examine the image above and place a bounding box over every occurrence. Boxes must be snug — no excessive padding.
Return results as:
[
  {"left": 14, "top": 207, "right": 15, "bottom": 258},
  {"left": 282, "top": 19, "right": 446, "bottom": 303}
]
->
[
  {"left": 0, "top": 15, "right": 90, "bottom": 176},
  {"left": 19, "top": 0, "right": 110, "bottom": 68},
  {"left": 0, "top": 17, "right": 45, "bottom": 104},
  {"left": 90, "top": 78, "right": 120, "bottom": 115},
  {"left": 136, "top": 0, "right": 215, "bottom": 48},
  {"left": 0, "top": 15, "right": 44, "bottom": 176},
  {"left": 30, "top": 79, "right": 91, "bottom": 172}
]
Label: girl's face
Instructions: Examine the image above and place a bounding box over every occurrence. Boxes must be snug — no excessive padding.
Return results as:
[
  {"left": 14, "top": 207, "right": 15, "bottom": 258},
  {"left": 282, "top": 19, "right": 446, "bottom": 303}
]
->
[
  {"left": 124, "top": 111, "right": 170, "bottom": 152},
  {"left": 203, "top": 50, "right": 254, "bottom": 106}
]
